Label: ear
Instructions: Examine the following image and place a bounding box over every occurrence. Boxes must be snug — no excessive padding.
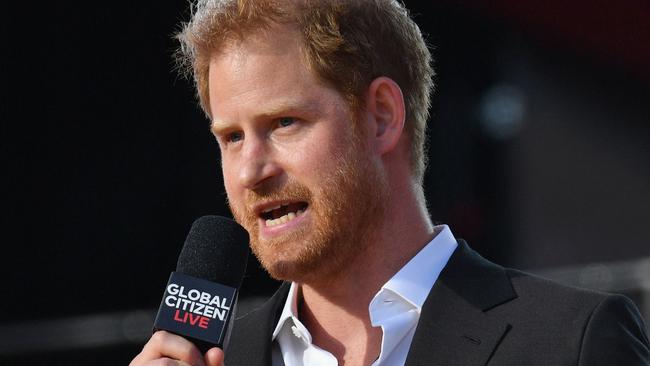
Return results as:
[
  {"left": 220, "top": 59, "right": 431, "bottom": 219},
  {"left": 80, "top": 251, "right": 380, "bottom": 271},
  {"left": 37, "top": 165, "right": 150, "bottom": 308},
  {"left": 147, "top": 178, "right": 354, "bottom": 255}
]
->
[{"left": 365, "top": 76, "right": 406, "bottom": 155}]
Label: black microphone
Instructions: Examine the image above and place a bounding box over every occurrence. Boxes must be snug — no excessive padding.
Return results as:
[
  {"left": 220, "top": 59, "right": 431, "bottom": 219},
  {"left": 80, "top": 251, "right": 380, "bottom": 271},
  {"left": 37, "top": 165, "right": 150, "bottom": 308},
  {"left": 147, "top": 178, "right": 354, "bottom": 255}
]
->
[{"left": 153, "top": 215, "right": 250, "bottom": 353}]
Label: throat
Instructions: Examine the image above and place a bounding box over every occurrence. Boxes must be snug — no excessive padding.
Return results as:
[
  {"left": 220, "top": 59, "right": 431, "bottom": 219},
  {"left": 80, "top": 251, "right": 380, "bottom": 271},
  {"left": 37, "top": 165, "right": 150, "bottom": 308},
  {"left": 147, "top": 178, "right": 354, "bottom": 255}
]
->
[{"left": 299, "top": 287, "right": 383, "bottom": 366}]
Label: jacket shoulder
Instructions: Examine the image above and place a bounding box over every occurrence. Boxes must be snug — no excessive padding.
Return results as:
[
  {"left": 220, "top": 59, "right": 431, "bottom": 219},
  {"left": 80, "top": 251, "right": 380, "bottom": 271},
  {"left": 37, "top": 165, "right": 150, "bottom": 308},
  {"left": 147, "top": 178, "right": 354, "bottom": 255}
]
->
[{"left": 489, "top": 268, "right": 650, "bottom": 364}]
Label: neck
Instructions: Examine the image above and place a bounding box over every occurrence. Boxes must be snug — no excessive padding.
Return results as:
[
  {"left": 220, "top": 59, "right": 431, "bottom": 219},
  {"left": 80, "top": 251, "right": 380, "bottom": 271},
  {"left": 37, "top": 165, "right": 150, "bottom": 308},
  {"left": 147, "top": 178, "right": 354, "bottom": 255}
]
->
[{"left": 297, "top": 179, "right": 434, "bottom": 365}]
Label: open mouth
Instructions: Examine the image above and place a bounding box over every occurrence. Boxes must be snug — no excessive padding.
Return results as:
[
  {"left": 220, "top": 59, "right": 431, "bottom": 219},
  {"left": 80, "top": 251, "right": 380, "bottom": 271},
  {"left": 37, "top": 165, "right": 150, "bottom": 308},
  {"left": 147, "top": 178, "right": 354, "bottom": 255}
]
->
[{"left": 260, "top": 201, "right": 309, "bottom": 227}]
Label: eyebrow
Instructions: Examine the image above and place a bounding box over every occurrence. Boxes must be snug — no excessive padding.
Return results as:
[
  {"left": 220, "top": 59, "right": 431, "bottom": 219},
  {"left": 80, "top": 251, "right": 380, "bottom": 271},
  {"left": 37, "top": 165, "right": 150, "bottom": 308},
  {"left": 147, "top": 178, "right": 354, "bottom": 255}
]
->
[{"left": 210, "top": 118, "right": 235, "bottom": 136}]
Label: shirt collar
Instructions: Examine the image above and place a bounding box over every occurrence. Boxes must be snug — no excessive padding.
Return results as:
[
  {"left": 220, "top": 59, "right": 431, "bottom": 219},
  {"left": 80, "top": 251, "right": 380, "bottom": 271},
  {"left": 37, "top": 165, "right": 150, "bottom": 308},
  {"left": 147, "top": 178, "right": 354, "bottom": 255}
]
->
[
  {"left": 378, "top": 224, "right": 457, "bottom": 311},
  {"left": 367, "top": 225, "right": 458, "bottom": 364},
  {"left": 272, "top": 281, "right": 302, "bottom": 341}
]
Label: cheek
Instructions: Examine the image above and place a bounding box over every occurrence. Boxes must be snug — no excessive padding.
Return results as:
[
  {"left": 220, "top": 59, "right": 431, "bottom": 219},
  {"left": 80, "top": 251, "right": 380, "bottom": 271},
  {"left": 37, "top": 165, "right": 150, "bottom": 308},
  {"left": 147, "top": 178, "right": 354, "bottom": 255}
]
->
[
  {"left": 221, "top": 163, "right": 241, "bottom": 204},
  {"left": 293, "top": 133, "right": 349, "bottom": 173}
]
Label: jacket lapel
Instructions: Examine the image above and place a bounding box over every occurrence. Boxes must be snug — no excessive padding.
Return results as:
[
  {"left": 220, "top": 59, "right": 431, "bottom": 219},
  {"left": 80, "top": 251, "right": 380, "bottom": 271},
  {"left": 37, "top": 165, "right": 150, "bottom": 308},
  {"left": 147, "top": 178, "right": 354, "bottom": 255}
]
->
[
  {"left": 405, "top": 240, "right": 517, "bottom": 366},
  {"left": 225, "top": 282, "right": 290, "bottom": 366}
]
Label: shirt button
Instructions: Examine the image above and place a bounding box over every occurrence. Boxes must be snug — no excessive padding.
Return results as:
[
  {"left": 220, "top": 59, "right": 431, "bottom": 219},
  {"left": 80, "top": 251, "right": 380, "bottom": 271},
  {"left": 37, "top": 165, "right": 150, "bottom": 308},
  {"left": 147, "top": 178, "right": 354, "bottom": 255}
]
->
[{"left": 291, "top": 325, "right": 302, "bottom": 338}]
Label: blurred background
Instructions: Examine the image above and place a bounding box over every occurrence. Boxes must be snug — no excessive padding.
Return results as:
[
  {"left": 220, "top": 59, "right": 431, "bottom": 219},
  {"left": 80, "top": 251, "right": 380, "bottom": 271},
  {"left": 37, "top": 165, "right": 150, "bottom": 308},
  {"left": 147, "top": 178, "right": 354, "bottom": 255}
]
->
[{"left": 1, "top": 0, "right": 649, "bottom": 364}]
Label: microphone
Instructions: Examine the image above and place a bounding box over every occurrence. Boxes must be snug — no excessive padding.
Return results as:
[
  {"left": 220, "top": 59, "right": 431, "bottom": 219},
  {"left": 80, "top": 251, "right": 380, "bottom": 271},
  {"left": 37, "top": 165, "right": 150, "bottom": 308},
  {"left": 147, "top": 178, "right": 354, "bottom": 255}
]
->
[{"left": 153, "top": 215, "right": 250, "bottom": 353}]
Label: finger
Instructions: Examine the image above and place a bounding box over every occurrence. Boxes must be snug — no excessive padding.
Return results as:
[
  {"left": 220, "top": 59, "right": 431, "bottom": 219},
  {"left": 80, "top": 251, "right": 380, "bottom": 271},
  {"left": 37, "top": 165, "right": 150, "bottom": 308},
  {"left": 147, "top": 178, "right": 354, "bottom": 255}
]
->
[
  {"left": 144, "top": 358, "right": 193, "bottom": 366},
  {"left": 136, "top": 331, "right": 205, "bottom": 366},
  {"left": 130, "top": 355, "right": 192, "bottom": 366},
  {"left": 204, "top": 347, "right": 225, "bottom": 366}
]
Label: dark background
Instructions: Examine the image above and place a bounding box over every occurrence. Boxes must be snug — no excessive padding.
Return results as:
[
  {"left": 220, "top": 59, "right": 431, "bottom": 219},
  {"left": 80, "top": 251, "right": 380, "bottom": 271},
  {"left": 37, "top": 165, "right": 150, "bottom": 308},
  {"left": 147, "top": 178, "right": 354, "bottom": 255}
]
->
[{"left": 1, "top": 1, "right": 649, "bottom": 364}]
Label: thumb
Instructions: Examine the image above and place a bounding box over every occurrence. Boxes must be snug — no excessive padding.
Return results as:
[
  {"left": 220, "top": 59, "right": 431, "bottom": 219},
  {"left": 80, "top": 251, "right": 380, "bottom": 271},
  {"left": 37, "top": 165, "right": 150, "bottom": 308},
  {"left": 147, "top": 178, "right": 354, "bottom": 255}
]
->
[{"left": 204, "top": 347, "right": 225, "bottom": 366}]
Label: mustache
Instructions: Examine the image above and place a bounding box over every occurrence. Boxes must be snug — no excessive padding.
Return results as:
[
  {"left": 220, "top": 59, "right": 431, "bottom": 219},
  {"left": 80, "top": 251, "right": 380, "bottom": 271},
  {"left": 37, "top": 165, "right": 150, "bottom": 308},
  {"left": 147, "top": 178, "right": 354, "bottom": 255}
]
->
[{"left": 242, "top": 181, "right": 313, "bottom": 212}]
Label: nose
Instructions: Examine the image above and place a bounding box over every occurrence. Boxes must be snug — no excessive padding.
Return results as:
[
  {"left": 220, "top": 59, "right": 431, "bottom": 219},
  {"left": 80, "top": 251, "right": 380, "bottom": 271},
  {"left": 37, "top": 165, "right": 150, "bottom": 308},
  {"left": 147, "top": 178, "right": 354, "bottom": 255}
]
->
[{"left": 238, "top": 134, "right": 281, "bottom": 189}]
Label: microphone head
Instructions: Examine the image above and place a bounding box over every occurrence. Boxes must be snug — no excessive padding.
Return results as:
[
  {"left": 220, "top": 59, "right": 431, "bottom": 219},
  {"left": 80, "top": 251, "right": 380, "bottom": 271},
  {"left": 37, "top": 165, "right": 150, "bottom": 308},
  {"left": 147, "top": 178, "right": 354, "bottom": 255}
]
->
[{"left": 176, "top": 215, "right": 250, "bottom": 289}]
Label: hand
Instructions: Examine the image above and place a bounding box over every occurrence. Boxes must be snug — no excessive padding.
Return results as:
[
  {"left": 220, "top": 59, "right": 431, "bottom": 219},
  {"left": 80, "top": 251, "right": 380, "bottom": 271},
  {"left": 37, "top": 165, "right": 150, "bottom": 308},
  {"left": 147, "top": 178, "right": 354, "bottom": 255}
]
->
[{"left": 130, "top": 330, "right": 224, "bottom": 366}]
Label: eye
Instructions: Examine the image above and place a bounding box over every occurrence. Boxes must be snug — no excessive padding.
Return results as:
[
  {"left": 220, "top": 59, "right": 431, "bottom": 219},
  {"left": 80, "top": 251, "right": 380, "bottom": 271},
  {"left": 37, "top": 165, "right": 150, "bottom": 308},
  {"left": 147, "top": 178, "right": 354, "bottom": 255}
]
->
[
  {"left": 226, "top": 131, "right": 243, "bottom": 143},
  {"left": 277, "top": 117, "right": 296, "bottom": 128}
]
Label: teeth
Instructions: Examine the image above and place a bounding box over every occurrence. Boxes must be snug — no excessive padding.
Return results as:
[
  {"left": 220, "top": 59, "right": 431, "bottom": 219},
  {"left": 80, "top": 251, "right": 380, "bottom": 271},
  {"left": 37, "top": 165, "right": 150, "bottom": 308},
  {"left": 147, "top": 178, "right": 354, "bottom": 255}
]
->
[
  {"left": 263, "top": 204, "right": 282, "bottom": 214},
  {"left": 265, "top": 209, "right": 304, "bottom": 227}
]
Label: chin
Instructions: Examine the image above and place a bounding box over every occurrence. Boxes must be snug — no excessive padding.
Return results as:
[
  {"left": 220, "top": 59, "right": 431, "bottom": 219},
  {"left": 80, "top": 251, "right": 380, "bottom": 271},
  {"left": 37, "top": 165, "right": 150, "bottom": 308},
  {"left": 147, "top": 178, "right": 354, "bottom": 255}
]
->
[
  {"left": 256, "top": 249, "right": 308, "bottom": 281},
  {"left": 260, "top": 246, "right": 351, "bottom": 286},
  {"left": 254, "top": 246, "right": 322, "bottom": 282},
  {"left": 263, "top": 260, "right": 300, "bottom": 281}
]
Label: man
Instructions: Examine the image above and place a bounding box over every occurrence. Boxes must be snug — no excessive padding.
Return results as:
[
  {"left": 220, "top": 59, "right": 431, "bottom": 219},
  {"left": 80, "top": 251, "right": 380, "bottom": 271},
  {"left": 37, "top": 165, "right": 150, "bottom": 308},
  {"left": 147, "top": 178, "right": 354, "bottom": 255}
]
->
[{"left": 131, "top": 0, "right": 650, "bottom": 365}]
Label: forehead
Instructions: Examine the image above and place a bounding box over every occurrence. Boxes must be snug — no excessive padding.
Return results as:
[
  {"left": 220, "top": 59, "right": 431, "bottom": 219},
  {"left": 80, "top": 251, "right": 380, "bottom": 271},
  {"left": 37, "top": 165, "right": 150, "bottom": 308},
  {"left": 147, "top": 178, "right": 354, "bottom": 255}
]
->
[{"left": 207, "top": 26, "right": 346, "bottom": 121}]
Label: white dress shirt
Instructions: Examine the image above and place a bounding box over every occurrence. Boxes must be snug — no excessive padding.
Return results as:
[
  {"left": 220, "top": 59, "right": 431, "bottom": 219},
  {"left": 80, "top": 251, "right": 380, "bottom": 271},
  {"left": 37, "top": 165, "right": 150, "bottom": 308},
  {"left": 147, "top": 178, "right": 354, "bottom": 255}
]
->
[{"left": 271, "top": 225, "right": 458, "bottom": 366}]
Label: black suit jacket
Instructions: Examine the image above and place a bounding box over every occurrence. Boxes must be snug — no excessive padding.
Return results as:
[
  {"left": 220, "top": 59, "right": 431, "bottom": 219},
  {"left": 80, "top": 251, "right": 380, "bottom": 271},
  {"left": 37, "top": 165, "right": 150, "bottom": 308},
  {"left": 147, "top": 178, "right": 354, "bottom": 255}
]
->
[{"left": 225, "top": 241, "right": 650, "bottom": 365}]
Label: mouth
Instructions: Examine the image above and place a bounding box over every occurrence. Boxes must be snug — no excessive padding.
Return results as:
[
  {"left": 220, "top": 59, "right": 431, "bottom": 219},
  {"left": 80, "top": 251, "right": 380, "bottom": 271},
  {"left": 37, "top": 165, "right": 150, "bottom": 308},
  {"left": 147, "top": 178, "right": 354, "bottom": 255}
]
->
[{"left": 259, "top": 201, "right": 309, "bottom": 227}]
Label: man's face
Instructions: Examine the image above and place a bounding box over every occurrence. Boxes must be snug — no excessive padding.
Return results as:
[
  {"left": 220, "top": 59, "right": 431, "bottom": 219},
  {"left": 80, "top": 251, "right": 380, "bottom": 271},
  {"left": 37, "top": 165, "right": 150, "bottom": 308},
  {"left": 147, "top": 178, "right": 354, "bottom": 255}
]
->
[{"left": 208, "top": 29, "right": 387, "bottom": 282}]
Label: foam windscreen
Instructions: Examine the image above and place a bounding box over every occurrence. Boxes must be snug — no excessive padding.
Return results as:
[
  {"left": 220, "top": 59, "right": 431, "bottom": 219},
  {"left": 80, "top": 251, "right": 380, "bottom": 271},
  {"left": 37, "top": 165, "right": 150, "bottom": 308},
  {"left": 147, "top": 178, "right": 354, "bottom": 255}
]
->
[{"left": 176, "top": 215, "right": 250, "bottom": 289}]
